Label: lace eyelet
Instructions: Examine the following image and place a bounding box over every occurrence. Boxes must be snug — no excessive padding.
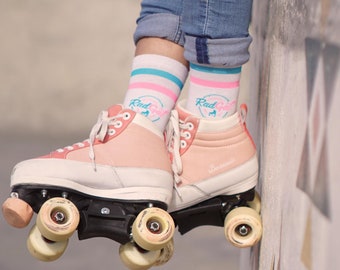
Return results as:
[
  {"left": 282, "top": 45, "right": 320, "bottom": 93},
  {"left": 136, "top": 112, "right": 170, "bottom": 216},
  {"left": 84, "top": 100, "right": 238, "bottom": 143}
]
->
[
  {"left": 77, "top": 142, "right": 85, "bottom": 148},
  {"left": 108, "top": 129, "right": 116, "bottom": 136},
  {"left": 114, "top": 121, "right": 123, "bottom": 128},
  {"left": 66, "top": 146, "right": 74, "bottom": 151},
  {"left": 187, "top": 122, "right": 194, "bottom": 130},
  {"left": 183, "top": 131, "right": 191, "bottom": 139},
  {"left": 180, "top": 140, "right": 187, "bottom": 148},
  {"left": 123, "top": 112, "right": 131, "bottom": 120}
]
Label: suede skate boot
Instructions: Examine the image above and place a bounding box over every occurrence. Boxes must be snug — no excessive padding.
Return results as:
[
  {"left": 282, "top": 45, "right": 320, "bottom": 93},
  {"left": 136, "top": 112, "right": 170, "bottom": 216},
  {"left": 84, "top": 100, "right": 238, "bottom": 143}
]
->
[
  {"left": 9, "top": 105, "right": 173, "bottom": 205},
  {"left": 3, "top": 105, "right": 176, "bottom": 265},
  {"left": 166, "top": 100, "right": 258, "bottom": 212}
]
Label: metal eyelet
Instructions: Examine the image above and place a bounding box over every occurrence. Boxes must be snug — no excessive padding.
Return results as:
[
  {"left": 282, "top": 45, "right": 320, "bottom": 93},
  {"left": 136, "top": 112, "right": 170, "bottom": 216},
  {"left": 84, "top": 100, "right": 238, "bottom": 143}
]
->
[
  {"left": 108, "top": 129, "right": 116, "bottom": 136},
  {"left": 123, "top": 112, "right": 131, "bottom": 120},
  {"left": 188, "top": 122, "right": 194, "bottom": 130},
  {"left": 114, "top": 121, "right": 123, "bottom": 128},
  {"left": 183, "top": 131, "right": 191, "bottom": 139}
]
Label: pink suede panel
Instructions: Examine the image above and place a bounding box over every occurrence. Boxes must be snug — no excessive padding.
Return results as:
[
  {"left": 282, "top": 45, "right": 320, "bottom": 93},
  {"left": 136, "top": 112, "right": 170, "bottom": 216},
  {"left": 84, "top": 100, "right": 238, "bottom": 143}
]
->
[
  {"left": 66, "top": 123, "right": 172, "bottom": 173},
  {"left": 177, "top": 115, "right": 256, "bottom": 186}
]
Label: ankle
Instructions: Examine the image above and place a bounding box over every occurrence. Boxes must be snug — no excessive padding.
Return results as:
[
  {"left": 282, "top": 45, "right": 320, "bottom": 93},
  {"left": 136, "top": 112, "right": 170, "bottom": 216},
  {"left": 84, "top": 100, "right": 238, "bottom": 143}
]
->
[
  {"left": 124, "top": 54, "right": 188, "bottom": 131},
  {"left": 185, "top": 63, "right": 242, "bottom": 119}
]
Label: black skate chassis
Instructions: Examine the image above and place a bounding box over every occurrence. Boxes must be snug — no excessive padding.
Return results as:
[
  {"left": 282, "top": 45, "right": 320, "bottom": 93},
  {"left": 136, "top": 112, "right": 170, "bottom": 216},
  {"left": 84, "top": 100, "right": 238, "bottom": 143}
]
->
[{"left": 10, "top": 185, "right": 256, "bottom": 244}]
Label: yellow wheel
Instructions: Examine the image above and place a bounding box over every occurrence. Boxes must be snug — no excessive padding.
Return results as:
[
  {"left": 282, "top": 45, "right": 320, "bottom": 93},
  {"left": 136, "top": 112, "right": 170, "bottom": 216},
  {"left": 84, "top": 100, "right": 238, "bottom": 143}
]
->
[
  {"left": 154, "top": 238, "right": 174, "bottom": 266},
  {"left": 132, "top": 207, "right": 175, "bottom": 251},
  {"left": 2, "top": 197, "right": 33, "bottom": 228},
  {"left": 36, "top": 197, "right": 79, "bottom": 242},
  {"left": 119, "top": 242, "right": 161, "bottom": 270},
  {"left": 247, "top": 191, "right": 261, "bottom": 214},
  {"left": 224, "top": 207, "right": 262, "bottom": 248},
  {"left": 27, "top": 225, "right": 68, "bottom": 262}
]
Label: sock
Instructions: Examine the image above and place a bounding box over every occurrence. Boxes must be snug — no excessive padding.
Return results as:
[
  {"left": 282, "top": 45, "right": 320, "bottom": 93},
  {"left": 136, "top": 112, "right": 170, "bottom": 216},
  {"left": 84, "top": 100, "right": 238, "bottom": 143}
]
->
[
  {"left": 124, "top": 54, "right": 188, "bottom": 131},
  {"left": 185, "top": 63, "right": 242, "bottom": 119}
]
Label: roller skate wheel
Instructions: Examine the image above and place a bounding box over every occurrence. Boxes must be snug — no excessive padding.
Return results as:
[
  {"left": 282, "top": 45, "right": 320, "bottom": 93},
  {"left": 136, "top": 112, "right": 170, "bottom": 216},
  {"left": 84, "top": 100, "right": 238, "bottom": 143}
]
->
[
  {"left": 27, "top": 225, "right": 68, "bottom": 262},
  {"left": 36, "top": 197, "right": 79, "bottom": 242},
  {"left": 132, "top": 207, "right": 175, "bottom": 251},
  {"left": 224, "top": 207, "right": 262, "bottom": 248},
  {"left": 119, "top": 242, "right": 161, "bottom": 270},
  {"left": 247, "top": 191, "right": 261, "bottom": 213},
  {"left": 153, "top": 238, "right": 174, "bottom": 266},
  {"left": 2, "top": 197, "right": 33, "bottom": 228}
]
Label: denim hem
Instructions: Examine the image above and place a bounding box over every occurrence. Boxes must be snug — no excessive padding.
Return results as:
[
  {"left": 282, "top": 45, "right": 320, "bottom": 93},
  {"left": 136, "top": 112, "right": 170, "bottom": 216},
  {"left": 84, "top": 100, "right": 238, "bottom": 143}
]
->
[
  {"left": 134, "top": 13, "right": 185, "bottom": 46},
  {"left": 184, "top": 35, "right": 253, "bottom": 67}
]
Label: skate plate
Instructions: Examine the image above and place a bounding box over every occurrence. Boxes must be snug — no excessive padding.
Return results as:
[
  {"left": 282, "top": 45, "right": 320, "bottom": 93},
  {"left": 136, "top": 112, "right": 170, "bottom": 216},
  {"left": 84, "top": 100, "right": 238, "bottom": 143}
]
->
[
  {"left": 2, "top": 185, "right": 262, "bottom": 268},
  {"left": 171, "top": 188, "right": 257, "bottom": 234},
  {"left": 5, "top": 185, "right": 168, "bottom": 244}
]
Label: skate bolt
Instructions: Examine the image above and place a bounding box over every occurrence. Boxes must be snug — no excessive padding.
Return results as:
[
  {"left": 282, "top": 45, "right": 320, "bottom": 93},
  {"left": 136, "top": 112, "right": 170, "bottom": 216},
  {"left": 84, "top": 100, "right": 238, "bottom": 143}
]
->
[
  {"left": 52, "top": 211, "right": 66, "bottom": 224},
  {"left": 237, "top": 225, "right": 251, "bottom": 236},
  {"left": 10, "top": 192, "right": 19, "bottom": 198},
  {"left": 41, "top": 189, "right": 48, "bottom": 198},
  {"left": 147, "top": 220, "right": 161, "bottom": 234},
  {"left": 101, "top": 207, "right": 110, "bottom": 215}
]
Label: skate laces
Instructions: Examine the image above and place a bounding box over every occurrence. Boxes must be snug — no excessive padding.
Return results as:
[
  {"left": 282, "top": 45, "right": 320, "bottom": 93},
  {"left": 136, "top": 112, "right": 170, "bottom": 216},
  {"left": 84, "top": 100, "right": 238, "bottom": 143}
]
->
[
  {"left": 56, "top": 109, "right": 128, "bottom": 171},
  {"left": 166, "top": 110, "right": 193, "bottom": 199},
  {"left": 88, "top": 110, "right": 129, "bottom": 170}
]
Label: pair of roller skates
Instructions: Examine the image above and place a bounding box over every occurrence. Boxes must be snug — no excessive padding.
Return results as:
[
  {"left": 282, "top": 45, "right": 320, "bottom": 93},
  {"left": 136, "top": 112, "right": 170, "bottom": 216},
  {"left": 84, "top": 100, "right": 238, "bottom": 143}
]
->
[{"left": 2, "top": 102, "right": 262, "bottom": 269}]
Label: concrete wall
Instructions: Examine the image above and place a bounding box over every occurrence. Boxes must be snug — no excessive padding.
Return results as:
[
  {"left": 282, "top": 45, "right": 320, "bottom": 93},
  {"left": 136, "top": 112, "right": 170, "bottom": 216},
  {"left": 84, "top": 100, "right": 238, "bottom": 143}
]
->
[{"left": 241, "top": 0, "right": 340, "bottom": 269}]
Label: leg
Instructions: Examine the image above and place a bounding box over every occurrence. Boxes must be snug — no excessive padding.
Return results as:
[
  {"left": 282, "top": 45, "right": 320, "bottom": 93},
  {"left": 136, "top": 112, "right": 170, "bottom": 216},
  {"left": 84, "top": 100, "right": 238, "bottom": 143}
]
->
[
  {"left": 135, "top": 37, "right": 188, "bottom": 67},
  {"left": 123, "top": 0, "right": 189, "bottom": 131},
  {"left": 183, "top": 0, "right": 253, "bottom": 118}
]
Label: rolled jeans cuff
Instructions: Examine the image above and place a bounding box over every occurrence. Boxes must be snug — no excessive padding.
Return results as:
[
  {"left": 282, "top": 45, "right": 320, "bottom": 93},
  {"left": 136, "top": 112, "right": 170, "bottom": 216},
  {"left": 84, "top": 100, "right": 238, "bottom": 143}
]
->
[
  {"left": 134, "top": 13, "right": 185, "bottom": 46},
  {"left": 184, "top": 35, "right": 253, "bottom": 67}
]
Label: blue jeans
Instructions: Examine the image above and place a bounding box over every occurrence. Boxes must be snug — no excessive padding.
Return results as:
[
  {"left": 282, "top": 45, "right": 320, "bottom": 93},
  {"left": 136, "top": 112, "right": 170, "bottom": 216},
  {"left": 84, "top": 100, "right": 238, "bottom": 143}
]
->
[{"left": 134, "top": 0, "right": 253, "bottom": 67}]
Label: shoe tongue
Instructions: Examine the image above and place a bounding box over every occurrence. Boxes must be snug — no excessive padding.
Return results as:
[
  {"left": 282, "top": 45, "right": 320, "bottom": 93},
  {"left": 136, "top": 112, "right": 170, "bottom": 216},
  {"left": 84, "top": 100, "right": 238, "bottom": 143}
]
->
[{"left": 107, "top": 104, "right": 124, "bottom": 117}]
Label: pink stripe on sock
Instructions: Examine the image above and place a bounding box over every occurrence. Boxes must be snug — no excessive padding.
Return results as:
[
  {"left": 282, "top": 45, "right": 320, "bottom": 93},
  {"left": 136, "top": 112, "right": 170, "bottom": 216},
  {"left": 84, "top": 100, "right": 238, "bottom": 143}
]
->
[
  {"left": 190, "top": 75, "right": 239, "bottom": 89},
  {"left": 128, "top": 82, "right": 178, "bottom": 102}
]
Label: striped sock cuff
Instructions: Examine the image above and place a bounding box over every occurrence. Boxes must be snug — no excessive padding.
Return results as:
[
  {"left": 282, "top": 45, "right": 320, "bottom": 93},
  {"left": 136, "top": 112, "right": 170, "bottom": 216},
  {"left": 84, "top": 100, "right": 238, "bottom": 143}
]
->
[{"left": 190, "top": 63, "right": 241, "bottom": 74}]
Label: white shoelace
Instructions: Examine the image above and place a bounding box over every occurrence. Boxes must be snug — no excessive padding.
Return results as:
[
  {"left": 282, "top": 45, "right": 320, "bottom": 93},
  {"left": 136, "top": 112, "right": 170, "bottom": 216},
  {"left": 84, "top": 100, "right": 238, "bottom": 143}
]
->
[
  {"left": 166, "top": 110, "right": 194, "bottom": 198},
  {"left": 56, "top": 110, "right": 127, "bottom": 171}
]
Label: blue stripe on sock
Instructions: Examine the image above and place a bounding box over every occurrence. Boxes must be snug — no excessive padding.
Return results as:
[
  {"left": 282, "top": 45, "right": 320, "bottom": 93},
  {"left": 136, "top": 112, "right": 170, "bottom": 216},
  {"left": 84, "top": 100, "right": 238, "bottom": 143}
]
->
[
  {"left": 131, "top": 68, "right": 184, "bottom": 89},
  {"left": 190, "top": 63, "right": 242, "bottom": 74}
]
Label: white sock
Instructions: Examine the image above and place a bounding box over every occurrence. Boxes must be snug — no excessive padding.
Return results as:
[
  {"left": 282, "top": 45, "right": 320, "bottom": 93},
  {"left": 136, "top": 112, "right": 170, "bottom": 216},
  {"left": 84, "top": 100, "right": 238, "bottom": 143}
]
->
[
  {"left": 124, "top": 54, "right": 188, "bottom": 131},
  {"left": 186, "top": 63, "right": 241, "bottom": 118}
]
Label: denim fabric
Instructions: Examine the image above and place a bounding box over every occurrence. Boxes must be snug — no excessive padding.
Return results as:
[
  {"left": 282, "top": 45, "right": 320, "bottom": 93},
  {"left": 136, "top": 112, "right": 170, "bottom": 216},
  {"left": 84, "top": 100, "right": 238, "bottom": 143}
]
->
[{"left": 134, "top": 0, "right": 253, "bottom": 67}]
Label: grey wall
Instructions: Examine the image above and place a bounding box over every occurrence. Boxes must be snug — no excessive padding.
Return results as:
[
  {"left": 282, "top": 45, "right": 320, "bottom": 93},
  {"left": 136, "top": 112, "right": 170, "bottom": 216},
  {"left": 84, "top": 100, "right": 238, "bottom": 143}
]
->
[{"left": 242, "top": 0, "right": 340, "bottom": 269}]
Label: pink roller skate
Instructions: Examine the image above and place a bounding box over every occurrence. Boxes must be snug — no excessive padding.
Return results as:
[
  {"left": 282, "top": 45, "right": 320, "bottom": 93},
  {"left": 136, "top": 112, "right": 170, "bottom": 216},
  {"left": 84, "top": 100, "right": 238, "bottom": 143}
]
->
[
  {"left": 2, "top": 105, "right": 175, "bottom": 269},
  {"left": 166, "top": 100, "right": 262, "bottom": 248}
]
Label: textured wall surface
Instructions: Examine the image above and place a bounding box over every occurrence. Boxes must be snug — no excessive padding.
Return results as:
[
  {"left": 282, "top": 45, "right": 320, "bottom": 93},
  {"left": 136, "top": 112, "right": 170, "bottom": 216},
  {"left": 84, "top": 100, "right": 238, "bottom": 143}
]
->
[{"left": 241, "top": 0, "right": 340, "bottom": 269}]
